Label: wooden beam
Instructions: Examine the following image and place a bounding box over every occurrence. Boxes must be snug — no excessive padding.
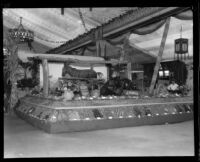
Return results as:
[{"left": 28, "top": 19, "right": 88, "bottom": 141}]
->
[
  {"left": 20, "top": 51, "right": 127, "bottom": 65},
  {"left": 149, "top": 17, "right": 171, "bottom": 95},
  {"left": 42, "top": 59, "right": 49, "bottom": 97},
  {"left": 20, "top": 51, "right": 104, "bottom": 62}
]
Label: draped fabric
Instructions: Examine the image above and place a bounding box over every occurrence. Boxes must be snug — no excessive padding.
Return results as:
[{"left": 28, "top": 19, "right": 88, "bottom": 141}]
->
[
  {"left": 67, "top": 10, "right": 193, "bottom": 59},
  {"left": 132, "top": 19, "right": 167, "bottom": 35},
  {"left": 105, "top": 33, "right": 129, "bottom": 46},
  {"left": 104, "top": 10, "right": 192, "bottom": 46},
  {"left": 86, "top": 45, "right": 96, "bottom": 52},
  {"left": 80, "top": 47, "right": 87, "bottom": 56},
  {"left": 173, "top": 10, "right": 193, "bottom": 20},
  {"left": 104, "top": 19, "right": 167, "bottom": 47},
  {"left": 66, "top": 47, "right": 85, "bottom": 55}
]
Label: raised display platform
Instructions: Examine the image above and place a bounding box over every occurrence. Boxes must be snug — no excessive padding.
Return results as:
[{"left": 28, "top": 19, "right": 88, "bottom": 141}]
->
[{"left": 14, "top": 95, "right": 193, "bottom": 133}]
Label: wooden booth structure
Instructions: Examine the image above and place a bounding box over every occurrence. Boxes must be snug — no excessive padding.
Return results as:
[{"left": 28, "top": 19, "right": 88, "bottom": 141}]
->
[{"left": 14, "top": 7, "right": 193, "bottom": 133}]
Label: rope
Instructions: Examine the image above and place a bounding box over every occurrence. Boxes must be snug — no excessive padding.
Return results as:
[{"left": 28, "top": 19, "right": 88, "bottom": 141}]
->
[{"left": 78, "top": 8, "right": 88, "bottom": 32}]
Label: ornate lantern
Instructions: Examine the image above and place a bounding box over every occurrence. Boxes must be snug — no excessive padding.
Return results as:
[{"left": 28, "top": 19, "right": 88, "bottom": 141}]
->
[
  {"left": 8, "top": 17, "right": 34, "bottom": 44},
  {"left": 174, "top": 26, "right": 189, "bottom": 60}
]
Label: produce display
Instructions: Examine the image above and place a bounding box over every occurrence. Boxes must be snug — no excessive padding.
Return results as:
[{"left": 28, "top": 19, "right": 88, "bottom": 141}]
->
[{"left": 14, "top": 61, "right": 193, "bottom": 133}]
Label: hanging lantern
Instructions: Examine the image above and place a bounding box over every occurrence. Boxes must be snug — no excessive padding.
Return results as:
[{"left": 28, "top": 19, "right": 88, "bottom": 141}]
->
[
  {"left": 8, "top": 17, "right": 34, "bottom": 44},
  {"left": 174, "top": 38, "right": 188, "bottom": 54},
  {"left": 174, "top": 26, "right": 189, "bottom": 60}
]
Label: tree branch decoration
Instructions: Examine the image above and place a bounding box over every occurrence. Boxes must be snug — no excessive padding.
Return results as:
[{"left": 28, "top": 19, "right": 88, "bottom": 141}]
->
[
  {"left": 17, "top": 58, "right": 41, "bottom": 89},
  {"left": 4, "top": 33, "right": 20, "bottom": 113},
  {"left": 3, "top": 32, "right": 41, "bottom": 113}
]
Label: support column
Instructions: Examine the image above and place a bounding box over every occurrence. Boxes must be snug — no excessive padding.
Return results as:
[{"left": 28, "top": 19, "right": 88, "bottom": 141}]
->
[
  {"left": 119, "top": 32, "right": 131, "bottom": 61},
  {"left": 106, "top": 64, "right": 112, "bottom": 80},
  {"left": 149, "top": 17, "right": 171, "bottom": 95},
  {"left": 127, "top": 62, "right": 132, "bottom": 80},
  {"left": 42, "top": 59, "right": 49, "bottom": 97},
  {"left": 96, "top": 41, "right": 100, "bottom": 57},
  {"left": 96, "top": 40, "right": 106, "bottom": 57}
]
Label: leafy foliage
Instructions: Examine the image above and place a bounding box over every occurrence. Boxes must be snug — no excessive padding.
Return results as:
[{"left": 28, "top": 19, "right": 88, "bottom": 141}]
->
[
  {"left": 3, "top": 32, "right": 40, "bottom": 112},
  {"left": 4, "top": 33, "right": 20, "bottom": 112},
  {"left": 17, "top": 58, "right": 40, "bottom": 89}
]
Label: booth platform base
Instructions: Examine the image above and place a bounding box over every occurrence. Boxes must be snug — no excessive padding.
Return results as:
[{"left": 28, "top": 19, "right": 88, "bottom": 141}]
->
[{"left": 14, "top": 96, "right": 193, "bottom": 133}]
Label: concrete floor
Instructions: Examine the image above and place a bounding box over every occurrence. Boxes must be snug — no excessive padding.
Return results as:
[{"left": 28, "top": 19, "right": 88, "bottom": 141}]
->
[{"left": 4, "top": 113, "right": 194, "bottom": 158}]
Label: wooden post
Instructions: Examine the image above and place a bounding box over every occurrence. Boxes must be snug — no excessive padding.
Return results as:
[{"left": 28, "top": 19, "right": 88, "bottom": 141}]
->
[
  {"left": 96, "top": 41, "right": 100, "bottom": 57},
  {"left": 106, "top": 64, "right": 111, "bottom": 81},
  {"left": 42, "top": 59, "right": 49, "bottom": 97},
  {"left": 90, "top": 65, "right": 94, "bottom": 70},
  {"left": 149, "top": 17, "right": 171, "bottom": 95},
  {"left": 141, "top": 76, "right": 144, "bottom": 93},
  {"left": 96, "top": 40, "right": 106, "bottom": 57},
  {"left": 100, "top": 40, "right": 106, "bottom": 57},
  {"left": 127, "top": 62, "right": 132, "bottom": 80}
]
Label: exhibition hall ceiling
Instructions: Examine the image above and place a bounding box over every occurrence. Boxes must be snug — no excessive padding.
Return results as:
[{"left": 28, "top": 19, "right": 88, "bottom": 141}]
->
[{"left": 3, "top": 8, "right": 193, "bottom": 59}]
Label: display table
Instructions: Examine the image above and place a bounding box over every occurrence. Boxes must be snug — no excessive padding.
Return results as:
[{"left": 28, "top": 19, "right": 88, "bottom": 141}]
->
[{"left": 14, "top": 95, "right": 193, "bottom": 133}]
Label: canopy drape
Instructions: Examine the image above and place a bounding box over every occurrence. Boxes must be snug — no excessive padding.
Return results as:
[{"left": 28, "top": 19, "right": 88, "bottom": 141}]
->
[
  {"left": 86, "top": 45, "right": 96, "bottom": 52},
  {"left": 67, "top": 10, "right": 193, "bottom": 61},
  {"left": 173, "top": 10, "right": 193, "bottom": 20},
  {"left": 105, "top": 33, "right": 129, "bottom": 46},
  {"left": 132, "top": 19, "right": 167, "bottom": 35},
  {"left": 105, "top": 9, "right": 192, "bottom": 46}
]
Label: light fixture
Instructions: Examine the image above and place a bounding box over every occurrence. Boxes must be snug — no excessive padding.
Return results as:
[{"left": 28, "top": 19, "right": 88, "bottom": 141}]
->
[
  {"left": 174, "top": 25, "right": 189, "bottom": 60},
  {"left": 8, "top": 17, "right": 34, "bottom": 44}
]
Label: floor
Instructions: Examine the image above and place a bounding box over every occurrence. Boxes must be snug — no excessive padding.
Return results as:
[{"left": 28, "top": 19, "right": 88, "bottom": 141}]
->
[{"left": 4, "top": 113, "right": 194, "bottom": 158}]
